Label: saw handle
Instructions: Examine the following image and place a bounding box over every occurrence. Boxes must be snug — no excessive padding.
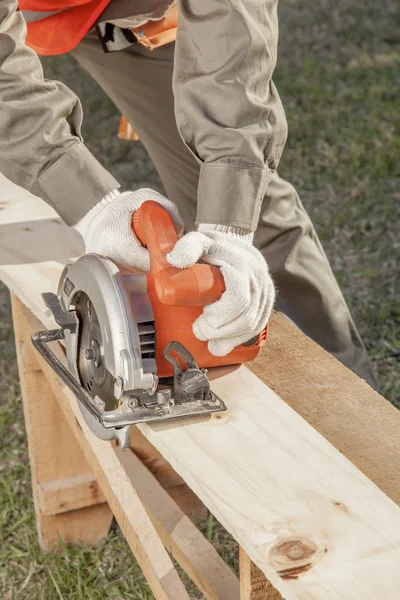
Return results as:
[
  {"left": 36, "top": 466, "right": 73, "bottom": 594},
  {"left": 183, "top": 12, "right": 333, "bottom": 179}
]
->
[{"left": 132, "top": 201, "right": 225, "bottom": 307}]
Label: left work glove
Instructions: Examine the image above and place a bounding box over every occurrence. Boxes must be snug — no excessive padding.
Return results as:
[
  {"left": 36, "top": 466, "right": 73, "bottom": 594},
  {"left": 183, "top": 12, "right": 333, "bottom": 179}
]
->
[
  {"left": 166, "top": 225, "right": 276, "bottom": 357},
  {"left": 74, "top": 189, "right": 183, "bottom": 271}
]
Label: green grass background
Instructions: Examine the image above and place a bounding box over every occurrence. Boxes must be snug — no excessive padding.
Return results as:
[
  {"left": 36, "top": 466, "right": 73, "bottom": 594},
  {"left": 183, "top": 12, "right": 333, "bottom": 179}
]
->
[{"left": 1, "top": 0, "right": 399, "bottom": 596}]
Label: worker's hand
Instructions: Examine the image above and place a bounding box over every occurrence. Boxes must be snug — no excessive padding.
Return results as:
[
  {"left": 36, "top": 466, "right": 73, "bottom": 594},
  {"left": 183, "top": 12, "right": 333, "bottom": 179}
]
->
[
  {"left": 74, "top": 189, "right": 183, "bottom": 271},
  {"left": 166, "top": 225, "right": 275, "bottom": 356}
]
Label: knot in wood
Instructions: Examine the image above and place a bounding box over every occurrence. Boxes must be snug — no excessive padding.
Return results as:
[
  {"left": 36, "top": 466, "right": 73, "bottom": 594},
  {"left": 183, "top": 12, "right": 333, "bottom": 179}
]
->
[
  {"left": 269, "top": 536, "right": 322, "bottom": 579},
  {"left": 275, "top": 540, "right": 315, "bottom": 562}
]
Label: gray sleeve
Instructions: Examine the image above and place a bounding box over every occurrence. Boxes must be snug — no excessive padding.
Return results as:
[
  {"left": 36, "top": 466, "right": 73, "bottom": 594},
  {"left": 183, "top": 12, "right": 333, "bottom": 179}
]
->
[
  {"left": 173, "top": 0, "right": 288, "bottom": 231},
  {"left": 0, "top": 0, "right": 119, "bottom": 225}
]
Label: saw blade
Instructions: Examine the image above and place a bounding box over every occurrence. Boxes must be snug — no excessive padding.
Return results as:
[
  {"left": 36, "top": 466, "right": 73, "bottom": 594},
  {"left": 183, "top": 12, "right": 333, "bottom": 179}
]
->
[{"left": 74, "top": 292, "right": 118, "bottom": 412}]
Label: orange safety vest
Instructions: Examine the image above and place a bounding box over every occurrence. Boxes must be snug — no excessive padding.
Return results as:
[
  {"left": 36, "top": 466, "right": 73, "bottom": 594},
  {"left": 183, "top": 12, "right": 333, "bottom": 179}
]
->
[
  {"left": 20, "top": 0, "right": 178, "bottom": 56},
  {"left": 20, "top": 0, "right": 113, "bottom": 55}
]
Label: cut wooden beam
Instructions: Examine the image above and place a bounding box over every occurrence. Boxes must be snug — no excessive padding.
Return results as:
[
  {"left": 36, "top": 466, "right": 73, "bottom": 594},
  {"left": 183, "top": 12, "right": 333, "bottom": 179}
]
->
[
  {"left": 33, "top": 407, "right": 205, "bottom": 519},
  {"left": 0, "top": 173, "right": 38, "bottom": 210},
  {"left": 2, "top": 197, "right": 400, "bottom": 600}
]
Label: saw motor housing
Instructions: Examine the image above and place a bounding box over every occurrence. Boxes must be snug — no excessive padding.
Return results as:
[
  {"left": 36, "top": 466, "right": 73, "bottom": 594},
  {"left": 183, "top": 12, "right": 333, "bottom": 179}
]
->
[{"left": 130, "top": 201, "right": 268, "bottom": 377}]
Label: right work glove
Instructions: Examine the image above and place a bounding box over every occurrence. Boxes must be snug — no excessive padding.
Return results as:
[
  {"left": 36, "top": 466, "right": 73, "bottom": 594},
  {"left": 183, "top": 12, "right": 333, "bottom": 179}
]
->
[
  {"left": 73, "top": 188, "right": 184, "bottom": 271},
  {"left": 167, "top": 225, "right": 276, "bottom": 357}
]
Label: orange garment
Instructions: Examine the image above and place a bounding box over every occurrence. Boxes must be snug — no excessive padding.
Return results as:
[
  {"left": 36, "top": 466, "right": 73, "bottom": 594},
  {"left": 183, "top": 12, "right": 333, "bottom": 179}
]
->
[
  {"left": 20, "top": 0, "right": 178, "bottom": 56},
  {"left": 20, "top": 0, "right": 113, "bottom": 55}
]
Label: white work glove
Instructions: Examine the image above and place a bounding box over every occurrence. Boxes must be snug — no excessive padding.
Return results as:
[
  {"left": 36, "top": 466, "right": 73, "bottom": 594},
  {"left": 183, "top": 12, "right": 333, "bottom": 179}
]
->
[
  {"left": 166, "top": 225, "right": 276, "bottom": 357},
  {"left": 74, "top": 189, "right": 183, "bottom": 271}
]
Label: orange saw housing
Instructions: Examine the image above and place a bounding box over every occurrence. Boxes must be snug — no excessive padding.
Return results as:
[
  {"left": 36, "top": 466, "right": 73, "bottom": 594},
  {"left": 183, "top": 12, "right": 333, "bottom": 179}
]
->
[{"left": 132, "top": 201, "right": 267, "bottom": 378}]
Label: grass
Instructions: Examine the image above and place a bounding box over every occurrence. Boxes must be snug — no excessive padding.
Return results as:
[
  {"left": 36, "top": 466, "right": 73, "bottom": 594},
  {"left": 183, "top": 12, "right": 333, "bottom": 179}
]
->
[{"left": 1, "top": 0, "right": 399, "bottom": 596}]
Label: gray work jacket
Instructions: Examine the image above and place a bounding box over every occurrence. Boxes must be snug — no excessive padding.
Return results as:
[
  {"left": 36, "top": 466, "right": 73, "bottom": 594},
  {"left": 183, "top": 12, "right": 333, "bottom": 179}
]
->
[{"left": 0, "top": 0, "right": 287, "bottom": 231}]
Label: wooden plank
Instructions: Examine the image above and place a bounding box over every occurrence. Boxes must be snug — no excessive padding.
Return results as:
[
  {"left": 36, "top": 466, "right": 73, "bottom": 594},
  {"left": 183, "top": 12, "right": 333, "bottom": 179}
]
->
[
  {"left": 12, "top": 295, "right": 113, "bottom": 550},
  {"left": 2, "top": 196, "right": 400, "bottom": 599},
  {"left": 249, "top": 314, "right": 400, "bottom": 506},
  {"left": 15, "top": 300, "right": 190, "bottom": 600},
  {"left": 38, "top": 472, "right": 106, "bottom": 516},
  {"left": 240, "top": 548, "right": 282, "bottom": 600},
  {"left": 118, "top": 447, "right": 240, "bottom": 600}
]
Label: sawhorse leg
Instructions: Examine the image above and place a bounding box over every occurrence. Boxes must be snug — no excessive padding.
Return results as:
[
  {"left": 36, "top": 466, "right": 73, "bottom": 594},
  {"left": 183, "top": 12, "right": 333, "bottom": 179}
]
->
[{"left": 12, "top": 295, "right": 113, "bottom": 551}]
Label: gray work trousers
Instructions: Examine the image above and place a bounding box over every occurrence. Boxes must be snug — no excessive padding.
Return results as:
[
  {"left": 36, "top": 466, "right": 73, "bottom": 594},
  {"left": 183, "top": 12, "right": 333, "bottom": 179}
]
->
[{"left": 72, "top": 33, "right": 377, "bottom": 388}]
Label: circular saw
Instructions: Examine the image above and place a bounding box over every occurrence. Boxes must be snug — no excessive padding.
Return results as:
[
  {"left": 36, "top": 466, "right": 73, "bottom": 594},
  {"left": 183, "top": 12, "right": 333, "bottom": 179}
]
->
[{"left": 32, "top": 200, "right": 267, "bottom": 448}]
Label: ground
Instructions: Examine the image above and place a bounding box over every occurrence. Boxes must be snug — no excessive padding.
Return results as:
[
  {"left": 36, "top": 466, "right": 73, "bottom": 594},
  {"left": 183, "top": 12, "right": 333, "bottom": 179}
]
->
[{"left": 0, "top": 0, "right": 399, "bottom": 597}]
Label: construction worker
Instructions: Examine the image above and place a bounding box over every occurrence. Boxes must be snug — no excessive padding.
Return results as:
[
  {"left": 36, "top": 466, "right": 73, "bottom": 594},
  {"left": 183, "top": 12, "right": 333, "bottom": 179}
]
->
[{"left": 0, "top": 0, "right": 376, "bottom": 386}]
